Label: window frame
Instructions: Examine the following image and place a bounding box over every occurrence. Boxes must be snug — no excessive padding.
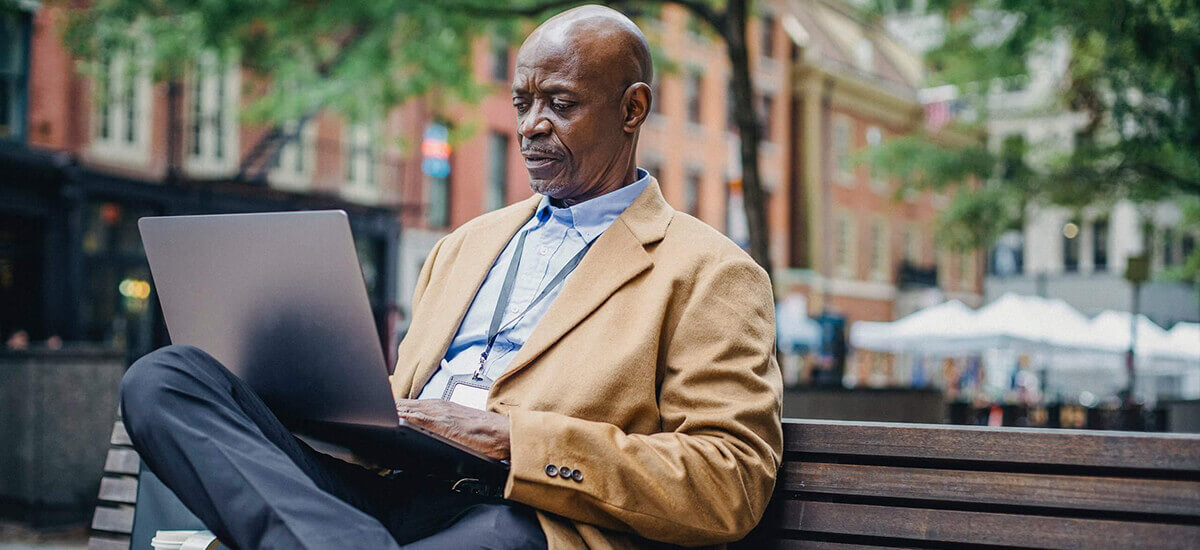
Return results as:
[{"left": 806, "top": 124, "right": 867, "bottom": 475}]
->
[
  {"left": 89, "top": 45, "right": 153, "bottom": 167},
  {"left": 832, "top": 115, "right": 854, "bottom": 185},
  {"left": 685, "top": 69, "right": 703, "bottom": 127},
  {"left": 486, "top": 131, "right": 509, "bottom": 211},
  {"left": 267, "top": 119, "right": 317, "bottom": 191},
  {"left": 835, "top": 212, "right": 858, "bottom": 278},
  {"left": 183, "top": 52, "right": 241, "bottom": 177},
  {"left": 342, "top": 120, "right": 382, "bottom": 204},
  {"left": 869, "top": 218, "right": 890, "bottom": 281}
]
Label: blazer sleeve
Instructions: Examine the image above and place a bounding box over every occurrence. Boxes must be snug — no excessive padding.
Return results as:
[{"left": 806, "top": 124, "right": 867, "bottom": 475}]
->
[{"left": 503, "top": 256, "right": 784, "bottom": 546}]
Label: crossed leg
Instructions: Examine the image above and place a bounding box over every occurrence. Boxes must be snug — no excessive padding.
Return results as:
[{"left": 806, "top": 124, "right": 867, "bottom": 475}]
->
[{"left": 120, "top": 345, "right": 545, "bottom": 550}]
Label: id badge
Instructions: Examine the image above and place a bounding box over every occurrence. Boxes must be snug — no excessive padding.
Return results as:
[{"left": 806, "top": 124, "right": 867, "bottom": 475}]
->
[{"left": 442, "top": 374, "right": 491, "bottom": 411}]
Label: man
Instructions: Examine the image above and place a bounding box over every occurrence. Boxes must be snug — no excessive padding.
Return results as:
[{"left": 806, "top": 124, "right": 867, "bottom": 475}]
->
[{"left": 121, "top": 6, "right": 781, "bottom": 549}]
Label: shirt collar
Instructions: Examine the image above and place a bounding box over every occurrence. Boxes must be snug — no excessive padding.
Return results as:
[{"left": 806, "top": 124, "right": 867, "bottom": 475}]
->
[{"left": 533, "top": 168, "right": 651, "bottom": 243}]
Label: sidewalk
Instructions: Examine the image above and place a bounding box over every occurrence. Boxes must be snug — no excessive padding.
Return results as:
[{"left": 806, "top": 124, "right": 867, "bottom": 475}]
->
[{"left": 0, "top": 521, "right": 87, "bottom": 550}]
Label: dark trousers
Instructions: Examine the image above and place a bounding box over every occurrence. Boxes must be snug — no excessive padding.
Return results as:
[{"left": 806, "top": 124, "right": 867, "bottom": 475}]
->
[{"left": 120, "top": 345, "right": 547, "bottom": 550}]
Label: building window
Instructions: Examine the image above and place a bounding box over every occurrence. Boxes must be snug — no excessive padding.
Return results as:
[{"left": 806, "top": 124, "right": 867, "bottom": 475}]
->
[
  {"left": 684, "top": 169, "right": 702, "bottom": 217},
  {"left": 487, "top": 132, "right": 509, "bottom": 211},
  {"left": 491, "top": 39, "right": 510, "bottom": 82},
  {"left": 685, "top": 70, "right": 702, "bottom": 126},
  {"left": 991, "top": 229, "right": 1024, "bottom": 276},
  {"left": 759, "top": 93, "right": 774, "bottom": 142},
  {"left": 345, "top": 122, "right": 376, "bottom": 193},
  {"left": 79, "top": 202, "right": 159, "bottom": 360},
  {"left": 870, "top": 219, "right": 889, "bottom": 280},
  {"left": 760, "top": 12, "right": 776, "bottom": 59},
  {"left": 186, "top": 53, "right": 239, "bottom": 175},
  {"left": 836, "top": 213, "right": 857, "bottom": 278},
  {"left": 0, "top": 12, "right": 29, "bottom": 141},
  {"left": 866, "top": 125, "right": 887, "bottom": 193},
  {"left": 1092, "top": 217, "right": 1109, "bottom": 272},
  {"left": 1000, "top": 134, "right": 1027, "bottom": 181},
  {"left": 268, "top": 120, "right": 315, "bottom": 190},
  {"left": 1161, "top": 227, "right": 1177, "bottom": 266},
  {"left": 427, "top": 173, "right": 450, "bottom": 227},
  {"left": 91, "top": 46, "right": 151, "bottom": 164},
  {"left": 1062, "top": 220, "right": 1081, "bottom": 272},
  {"left": 832, "top": 116, "right": 853, "bottom": 184},
  {"left": 903, "top": 225, "right": 923, "bottom": 263}
]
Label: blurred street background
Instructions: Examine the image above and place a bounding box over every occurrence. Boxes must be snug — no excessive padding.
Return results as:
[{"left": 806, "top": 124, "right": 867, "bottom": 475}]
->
[{"left": 1, "top": 0, "right": 1198, "bottom": 543}]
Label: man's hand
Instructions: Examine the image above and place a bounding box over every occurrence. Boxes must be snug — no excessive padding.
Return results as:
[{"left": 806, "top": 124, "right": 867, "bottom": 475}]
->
[{"left": 395, "top": 399, "right": 511, "bottom": 461}]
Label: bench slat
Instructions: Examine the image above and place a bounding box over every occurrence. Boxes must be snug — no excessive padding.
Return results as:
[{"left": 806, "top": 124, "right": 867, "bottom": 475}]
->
[
  {"left": 91, "top": 504, "right": 135, "bottom": 534},
  {"left": 735, "top": 540, "right": 911, "bottom": 550},
  {"left": 103, "top": 449, "right": 140, "bottom": 475},
  {"left": 785, "top": 420, "right": 1200, "bottom": 472},
  {"left": 98, "top": 476, "right": 139, "bottom": 504},
  {"left": 110, "top": 421, "right": 132, "bottom": 446},
  {"left": 773, "top": 500, "right": 1200, "bottom": 550},
  {"left": 782, "top": 462, "right": 1200, "bottom": 516}
]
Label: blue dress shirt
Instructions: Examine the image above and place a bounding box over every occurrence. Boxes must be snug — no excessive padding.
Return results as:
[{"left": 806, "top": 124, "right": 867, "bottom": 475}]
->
[{"left": 417, "top": 169, "right": 651, "bottom": 402}]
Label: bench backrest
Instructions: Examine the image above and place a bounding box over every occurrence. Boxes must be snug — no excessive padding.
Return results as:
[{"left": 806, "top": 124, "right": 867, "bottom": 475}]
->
[
  {"left": 736, "top": 419, "right": 1200, "bottom": 549},
  {"left": 91, "top": 419, "right": 1200, "bottom": 549}
]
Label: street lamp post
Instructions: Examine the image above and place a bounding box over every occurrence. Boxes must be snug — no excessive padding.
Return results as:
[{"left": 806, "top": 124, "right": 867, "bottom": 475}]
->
[{"left": 1123, "top": 254, "right": 1149, "bottom": 428}]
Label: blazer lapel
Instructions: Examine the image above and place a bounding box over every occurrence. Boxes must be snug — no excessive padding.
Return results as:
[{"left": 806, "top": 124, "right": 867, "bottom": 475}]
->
[
  {"left": 406, "top": 196, "right": 541, "bottom": 398},
  {"left": 494, "top": 178, "right": 674, "bottom": 386}
]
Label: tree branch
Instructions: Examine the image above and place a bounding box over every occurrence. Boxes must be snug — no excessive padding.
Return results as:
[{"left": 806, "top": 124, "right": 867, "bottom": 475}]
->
[
  {"left": 1127, "top": 162, "right": 1200, "bottom": 196},
  {"left": 237, "top": 23, "right": 372, "bottom": 181},
  {"left": 664, "top": 0, "right": 724, "bottom": 30},
  {"left": 445, "top": 0, "right": 600, "bottom": 18}
]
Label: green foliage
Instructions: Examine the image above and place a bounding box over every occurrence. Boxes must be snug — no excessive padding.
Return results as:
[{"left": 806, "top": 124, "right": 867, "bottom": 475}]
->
[
  {"left": 50, "top": 0, "right": 775, "bottom": 271},
  {"left": 54, "top": 0, "right": 500, "bottom": 126},
  {"left": 1161, "top": 196, "right": 1200, "bottom": 286},
  {"left": 859, "top": 0, "right": 1200, "bottom": 258}
]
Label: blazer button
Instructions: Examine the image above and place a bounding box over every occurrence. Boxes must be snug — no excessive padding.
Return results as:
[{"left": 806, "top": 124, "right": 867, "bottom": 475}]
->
[
  {"left": 558, "top": 466, "right": 573, "bottom": 479},
  {"left": 571, "top": 469, "right": 583, "bottom": 482},
  {"left": 544, "top": 464, "right": 558, "bottom": 477}
]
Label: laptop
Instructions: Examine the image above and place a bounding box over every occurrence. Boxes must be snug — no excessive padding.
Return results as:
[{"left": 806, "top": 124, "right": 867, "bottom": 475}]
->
[{"left": 138, "top": 210, "right": 507, "bottom": 480}]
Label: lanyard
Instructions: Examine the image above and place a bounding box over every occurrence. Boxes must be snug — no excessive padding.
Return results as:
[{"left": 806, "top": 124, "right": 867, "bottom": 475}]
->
[{"left": 471, "top": 230, "right": 593, "bottom": 381}]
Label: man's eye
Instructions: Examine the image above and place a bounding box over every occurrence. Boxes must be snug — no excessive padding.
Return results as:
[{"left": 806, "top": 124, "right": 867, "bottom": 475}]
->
[
  {"left": 551, "top": 100, "right": 574, "bottom": 112},
  {"left": 513, "top": 101, "right": 530, "bottom": 113}
]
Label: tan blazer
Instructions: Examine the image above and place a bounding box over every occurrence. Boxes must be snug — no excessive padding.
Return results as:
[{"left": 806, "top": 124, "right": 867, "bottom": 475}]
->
[{"left": 391, "top": 178, "right": 782, "bottom": 549}]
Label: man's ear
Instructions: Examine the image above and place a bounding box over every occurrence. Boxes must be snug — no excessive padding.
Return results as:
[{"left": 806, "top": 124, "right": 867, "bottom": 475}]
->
[{"left": 621, "top": 82, "right": 652, "bottom": 133}]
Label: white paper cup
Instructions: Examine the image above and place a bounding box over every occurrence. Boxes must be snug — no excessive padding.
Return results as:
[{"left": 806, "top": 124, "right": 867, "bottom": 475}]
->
[{"left": 154, "top": 531, "right": 195, "bottom": 542}]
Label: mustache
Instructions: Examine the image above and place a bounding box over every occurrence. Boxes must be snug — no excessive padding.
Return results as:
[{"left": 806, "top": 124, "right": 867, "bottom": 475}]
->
[{"left": 520, "top": 144, "right": 564, "bottom": 158}]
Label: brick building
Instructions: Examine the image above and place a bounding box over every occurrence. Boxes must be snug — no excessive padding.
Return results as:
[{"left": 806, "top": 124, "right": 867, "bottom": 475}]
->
[
  {"left": 2, "top": 0, "right": 983, "bottom": 362},
  {"left": 2, "top": 4, "right": 401, "bottom": 362},
  {"left": 398, "top": 0, "right": 984, "bottom": 329}
]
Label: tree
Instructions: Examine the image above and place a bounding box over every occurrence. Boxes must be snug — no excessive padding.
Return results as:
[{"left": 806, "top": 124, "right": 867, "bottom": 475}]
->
[
  {"left": 55, "top": 0, "right": 775, "bottom": 277},
  {"left": 858, "top": 0, "right": 1200, "bottom": 282}
]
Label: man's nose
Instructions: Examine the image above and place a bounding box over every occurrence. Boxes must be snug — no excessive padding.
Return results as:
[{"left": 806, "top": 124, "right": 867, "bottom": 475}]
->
[{"left": 518, "top": 108, "right": 552, "bottom": 139}]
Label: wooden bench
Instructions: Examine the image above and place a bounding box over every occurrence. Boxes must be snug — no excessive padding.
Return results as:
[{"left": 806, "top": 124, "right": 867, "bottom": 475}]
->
[
  {"left": 90, "top": 419, "right": 1200, "bottom": 549},
  {"left": 736, "top": 420, "right": 1200, "bottom": 549}
]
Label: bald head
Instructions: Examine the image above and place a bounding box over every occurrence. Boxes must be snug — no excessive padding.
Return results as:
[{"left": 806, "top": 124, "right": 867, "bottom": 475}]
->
[
  {"left": 519, "top": 5, "right": 653, "bottom": 94},
  {"left": 512, "top": 5, "right": 654, "bottom": 204}
]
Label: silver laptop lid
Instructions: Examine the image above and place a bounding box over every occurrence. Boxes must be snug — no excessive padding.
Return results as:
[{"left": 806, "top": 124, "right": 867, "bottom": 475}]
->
[{"left": 139, "top": 210, "right": 397, "bottom": 427}]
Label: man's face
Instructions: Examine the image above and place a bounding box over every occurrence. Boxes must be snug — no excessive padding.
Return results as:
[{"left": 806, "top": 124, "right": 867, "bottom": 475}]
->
[{"left": 512, "top": 37, "right": 630, "bottom": 200}]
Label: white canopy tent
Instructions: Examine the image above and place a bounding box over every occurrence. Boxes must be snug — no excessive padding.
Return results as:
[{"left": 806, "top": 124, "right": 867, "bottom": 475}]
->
[
  {"left": 849, "top": 300, "right": 975, "bottom": 353},
  {"left": 1169, "top": 323, "right": 1200, "bottom": 361},
  {"left": 847, "top": 293, "right": 1200, "bottom": 400}
]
